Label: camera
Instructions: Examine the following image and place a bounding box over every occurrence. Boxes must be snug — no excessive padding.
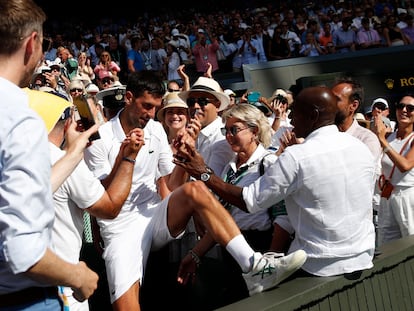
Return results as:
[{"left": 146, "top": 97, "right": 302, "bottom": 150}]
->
[{"left": 274, "top": 94, "right": 288, "bottom": 104}]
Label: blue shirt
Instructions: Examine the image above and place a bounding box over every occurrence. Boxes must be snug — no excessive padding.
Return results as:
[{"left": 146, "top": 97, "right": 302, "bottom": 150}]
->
[
  {"left": 0, "top": 79, "right": 54, "bottom": 293},
  {"left": 127, "top": 49, "right": 144, "bottom": 72}
]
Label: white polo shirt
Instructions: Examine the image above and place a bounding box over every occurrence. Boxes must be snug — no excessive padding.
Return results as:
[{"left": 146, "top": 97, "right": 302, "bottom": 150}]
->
[{"left": 84, "top": 116, "right": 175, "bottom": 223}]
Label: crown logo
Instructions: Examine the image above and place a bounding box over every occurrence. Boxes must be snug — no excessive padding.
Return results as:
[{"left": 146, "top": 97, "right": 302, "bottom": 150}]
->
[{"left": 384, "top": 79, "right": 394, "bottom": 90}]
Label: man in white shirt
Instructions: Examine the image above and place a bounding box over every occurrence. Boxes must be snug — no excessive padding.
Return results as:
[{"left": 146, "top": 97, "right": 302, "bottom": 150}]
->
[
  {"left": 179, "top": 76, "right": 234, "bottom": 175},
  {"left": 48, "top": 105, "right": 141, "bottom": 310}
]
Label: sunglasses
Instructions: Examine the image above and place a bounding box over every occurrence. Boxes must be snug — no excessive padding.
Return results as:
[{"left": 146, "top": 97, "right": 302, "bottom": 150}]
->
[
  {"left": 102, "top": 78, "right": 114, "bottom": 84},
  {"left": 221, "top": 126, "right": 250, "bottom": 136},
  {"left": 168, "top": 88, "right": 180, "bottom": 92},
  {"left": 70, "top": 88, "right": 83, "bottom": 92},
  {"left": 186, "top": 97, "right": 213, "bottom": 108},
  {"left": 396, "top": 102, "right": 414, "bottom": 112}
]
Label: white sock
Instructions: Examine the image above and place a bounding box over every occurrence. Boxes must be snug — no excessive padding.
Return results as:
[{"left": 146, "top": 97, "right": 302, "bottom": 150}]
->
[{"left": 225, "top": 234, "right": 256, "bottom": 273}]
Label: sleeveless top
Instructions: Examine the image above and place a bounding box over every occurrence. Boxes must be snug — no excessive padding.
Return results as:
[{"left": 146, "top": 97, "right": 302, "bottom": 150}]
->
[{"left": 382, "top": 132, "right": 414, "bottom": 187}]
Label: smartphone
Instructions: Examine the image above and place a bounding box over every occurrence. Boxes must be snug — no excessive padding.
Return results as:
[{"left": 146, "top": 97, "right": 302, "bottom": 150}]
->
[
  {"left": 73, "top": 96, "right": 101, "bottom": 141},
  {"left": 41, "top": 69, "right": 51, "bottom": 85}
]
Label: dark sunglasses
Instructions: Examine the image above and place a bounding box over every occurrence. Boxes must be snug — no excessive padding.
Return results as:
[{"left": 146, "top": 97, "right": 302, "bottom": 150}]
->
[
  {"left": 168, "top": 88, "right": 180, "bottom": 92},
  {"left": 396, "top": 102, "right": 414, "bottom": 112},
  {"left": 186, "top": 97, "right": 212, "bottom": 108},
  {"left": 70, "top": 88, "right": 83, "bottom": 92},
  {"left": 221, "top": 126, "right": 250, "bottom": 136},
  {"left": 102, "top": 78, "right": 114, "bottom": 84}
]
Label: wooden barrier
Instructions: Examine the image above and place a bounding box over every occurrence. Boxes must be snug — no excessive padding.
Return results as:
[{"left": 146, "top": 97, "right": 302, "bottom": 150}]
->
[{"left": 215, "top": 235, "right": 414, "bottom": 311}]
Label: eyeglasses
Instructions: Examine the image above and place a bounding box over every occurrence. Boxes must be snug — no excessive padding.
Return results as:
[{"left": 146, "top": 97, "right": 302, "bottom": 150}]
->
[
  {"left": 70, "top": 88, "right": 83, "bottom": 92},
  {"left": 221, "top": 126, "right": 250, "bottom": 136},
  {"left": 186, "top": 97, "right": 213, "bottom": 108},
  {"left": 168, "top": 88, "right": 180, "bottom": 92},
  {"left": 396, "top": 102, "right": 414, "bottom": 112}
]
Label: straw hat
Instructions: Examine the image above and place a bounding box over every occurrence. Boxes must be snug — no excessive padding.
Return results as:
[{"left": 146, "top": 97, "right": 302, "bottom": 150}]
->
[
  {"left": 178, "top": 77, "right": 230, "bottom": 111},
  {"left": 157, "top": 92, "right": 189, "bottom": 122}
]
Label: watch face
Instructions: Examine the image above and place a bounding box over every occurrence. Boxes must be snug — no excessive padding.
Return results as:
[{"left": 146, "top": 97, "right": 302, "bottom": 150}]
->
[{"left": 201, "top": 172, "right": 210, "bottom": 182}]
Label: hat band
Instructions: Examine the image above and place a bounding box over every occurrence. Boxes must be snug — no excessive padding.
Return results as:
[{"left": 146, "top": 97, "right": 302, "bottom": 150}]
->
[{"left": 191, "top": 85, "right": 216, "bottom": 92}]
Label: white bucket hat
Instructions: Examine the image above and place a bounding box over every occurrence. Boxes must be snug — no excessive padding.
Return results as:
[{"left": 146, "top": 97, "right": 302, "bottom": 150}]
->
[
  {"left": 157, "top": 92, "right": 189, "bottom": 122},
  {"left": 178, "top": 77, "right": 230, "bottom": 111}
]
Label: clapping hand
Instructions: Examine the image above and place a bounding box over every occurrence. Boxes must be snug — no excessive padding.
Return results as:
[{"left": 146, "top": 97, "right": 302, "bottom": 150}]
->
[{"left": 276, "top": 129, "right": 303, "bottom": 156}]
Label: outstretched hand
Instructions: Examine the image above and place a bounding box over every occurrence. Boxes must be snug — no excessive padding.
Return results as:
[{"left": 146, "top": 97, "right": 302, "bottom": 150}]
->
[
  {"left": 172, "top": 132, "right": 207, "bottom": 178},
  {"left": 63, "top": 109, "right": 100, "bottom": 156}
]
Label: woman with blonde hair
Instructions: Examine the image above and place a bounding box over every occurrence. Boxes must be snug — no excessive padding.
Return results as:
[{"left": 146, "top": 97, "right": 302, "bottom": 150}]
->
[
  {"left": 77, "top": 51, "right": 95, "bottom": 82},
  {"left": 176, "top": 103, "right": 278, "bottom": 305},
  {"left": 93, "top": 51, "right": 121, "bottom": 79}
]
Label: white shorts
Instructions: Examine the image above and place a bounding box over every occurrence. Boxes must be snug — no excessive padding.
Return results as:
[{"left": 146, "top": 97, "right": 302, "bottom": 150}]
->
[
  {"left": 378, "top": 186, "right": 414, "bottom": 246},
  {"left": 99, "top": 194, "right": 184, "bottom": 303}
]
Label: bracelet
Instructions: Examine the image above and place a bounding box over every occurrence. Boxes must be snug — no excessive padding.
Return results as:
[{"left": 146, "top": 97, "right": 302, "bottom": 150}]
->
[
  {"left": 189, "top": 249, "right": 201, "bottom": 266},
  {"left": 122, "top": 157, "right": 136, "bottom": 164},
  {"left": 383, "top": 146, "right": 392, "bottom": 153},
  {"left": 274, "top": 116, "right": 281, "bottom": 119}
]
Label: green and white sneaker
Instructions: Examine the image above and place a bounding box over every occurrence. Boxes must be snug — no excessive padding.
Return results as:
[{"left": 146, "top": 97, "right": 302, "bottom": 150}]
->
[{"left": 243, "top": 250, "right": 307, "bottom": 296}]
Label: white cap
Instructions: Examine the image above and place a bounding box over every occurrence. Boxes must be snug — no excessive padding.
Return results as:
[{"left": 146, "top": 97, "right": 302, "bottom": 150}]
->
[
  {"left": 86, "top": 83, "right": 99, "bottom": 94},
  {"left": 171, "top": 28, "right": 179, "bottom": 36},
  {"left": 371, "top": 98, "right": 389, "bottom": 110},
  {"left": 224, "top": 89, "right": 236, "bottom": 97}
]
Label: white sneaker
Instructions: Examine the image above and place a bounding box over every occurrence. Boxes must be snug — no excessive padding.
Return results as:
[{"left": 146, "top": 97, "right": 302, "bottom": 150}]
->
[{"left": 243, "top": 250, "right": 307, "bottom": 296}]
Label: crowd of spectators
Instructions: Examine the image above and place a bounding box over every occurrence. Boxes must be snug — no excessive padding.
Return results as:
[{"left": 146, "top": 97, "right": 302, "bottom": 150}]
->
[{"left": 39, "top": 0, "right": 414, "bottom": 87}]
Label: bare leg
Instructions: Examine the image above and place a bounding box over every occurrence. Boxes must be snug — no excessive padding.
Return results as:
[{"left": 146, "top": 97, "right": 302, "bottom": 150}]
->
[
  {"left": 166, "top": 181, "right": 241, "bottom": 245},
  {"left": 168, "top": 181, "right": 307, "bottom": 297}
]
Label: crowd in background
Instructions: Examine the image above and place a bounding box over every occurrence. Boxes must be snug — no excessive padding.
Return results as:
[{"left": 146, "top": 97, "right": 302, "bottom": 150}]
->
[{"left": 37, "top": 0, "right": 414, "bottom": 91}]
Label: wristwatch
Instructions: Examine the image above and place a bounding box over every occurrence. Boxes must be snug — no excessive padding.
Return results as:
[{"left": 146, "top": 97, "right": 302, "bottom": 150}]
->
[{"left": 200, "top": 166, "right": 214, "bottom": 182}]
